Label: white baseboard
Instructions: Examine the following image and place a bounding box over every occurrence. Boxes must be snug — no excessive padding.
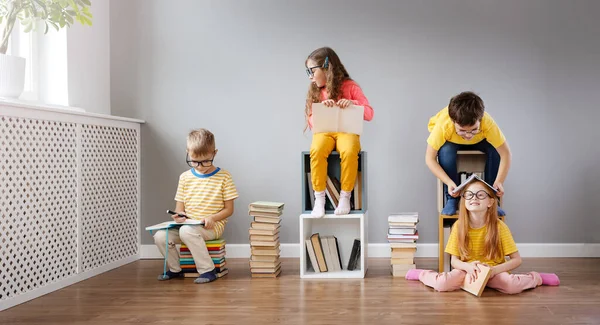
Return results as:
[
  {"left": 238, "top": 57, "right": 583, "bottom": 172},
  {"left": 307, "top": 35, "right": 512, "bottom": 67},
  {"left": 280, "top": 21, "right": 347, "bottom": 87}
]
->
[{"left": 140, "top": 243, "right": 600, "bottom": 259}]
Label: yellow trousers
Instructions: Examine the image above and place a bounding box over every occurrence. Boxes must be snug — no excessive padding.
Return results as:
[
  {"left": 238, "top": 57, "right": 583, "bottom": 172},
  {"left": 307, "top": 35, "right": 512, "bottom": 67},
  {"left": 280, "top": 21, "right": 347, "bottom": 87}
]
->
[{"left": 310, "top": 132, "right": 360, "bottom": 192}]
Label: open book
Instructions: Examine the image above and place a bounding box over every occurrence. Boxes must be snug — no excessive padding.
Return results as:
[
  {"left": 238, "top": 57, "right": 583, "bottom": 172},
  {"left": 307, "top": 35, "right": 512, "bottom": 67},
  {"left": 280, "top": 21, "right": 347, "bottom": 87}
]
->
[
  {"left": 145, "top": 219, "right": 204, "bottom": 232},
  {"left": 451, "top": 173, "right": 498, "bottom": 196},
  {"left": 311, "top": 103, "right": 364, "bottom": 135}
]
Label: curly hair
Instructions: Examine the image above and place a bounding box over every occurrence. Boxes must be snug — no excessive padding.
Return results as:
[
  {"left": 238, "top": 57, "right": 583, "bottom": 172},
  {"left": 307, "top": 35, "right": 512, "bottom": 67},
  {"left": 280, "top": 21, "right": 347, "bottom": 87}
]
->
[{"left": 304, "top": 47, "right": 352, "bottom": 131}]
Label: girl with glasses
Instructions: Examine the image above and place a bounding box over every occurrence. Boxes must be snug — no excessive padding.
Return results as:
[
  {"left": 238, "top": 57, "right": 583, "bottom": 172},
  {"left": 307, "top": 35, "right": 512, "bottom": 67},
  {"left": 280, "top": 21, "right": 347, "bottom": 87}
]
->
[
  {"left": 304, "top": 47, "right": 374, "bottom": 217},
  {"left": 405, "top": 179, "right": 559, "bottom": 294}
]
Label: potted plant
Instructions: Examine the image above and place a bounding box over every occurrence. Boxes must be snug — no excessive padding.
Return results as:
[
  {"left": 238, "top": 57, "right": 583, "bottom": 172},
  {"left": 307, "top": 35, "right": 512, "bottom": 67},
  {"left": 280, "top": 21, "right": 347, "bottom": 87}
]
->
[{"left": 0, "top": 0, "right": 92, "bottom": 98}]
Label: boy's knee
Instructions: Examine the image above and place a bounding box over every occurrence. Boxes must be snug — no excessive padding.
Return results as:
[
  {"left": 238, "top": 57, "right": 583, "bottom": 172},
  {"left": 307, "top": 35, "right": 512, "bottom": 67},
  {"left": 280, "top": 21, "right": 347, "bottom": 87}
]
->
[
  {"left": 438, "top": 143, "right": 456, "bottom": 157},
  {"left": 153, "top": 230, "right": 167, "bottom": 245},
  {"left": 487, "top": 149, "right": 500, "bottom": 160},
  {"left": 178, "top": 225, "right": 195, "bottom": 239}
]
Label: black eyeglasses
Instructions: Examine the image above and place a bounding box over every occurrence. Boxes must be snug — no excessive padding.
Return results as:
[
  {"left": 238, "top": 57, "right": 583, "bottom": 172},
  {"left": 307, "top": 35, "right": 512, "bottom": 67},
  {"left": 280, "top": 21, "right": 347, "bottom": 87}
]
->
[
  {"left": 462, "top": 190, "right": 491, "bottom": 200},
  {"left": 305, "top": 65, "right": 321, "bottom": 78},
  {"left": 186, "top": 152, "right": 215, "bottom": 168},
  {"left": 305, "top": 56, "right": 329, "bottom": 77}
]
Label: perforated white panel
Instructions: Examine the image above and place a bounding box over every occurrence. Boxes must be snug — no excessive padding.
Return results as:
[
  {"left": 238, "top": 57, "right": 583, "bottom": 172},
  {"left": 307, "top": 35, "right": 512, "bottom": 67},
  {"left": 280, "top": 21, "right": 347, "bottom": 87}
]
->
[
  {"left": 80, "top": 125, "right": 139, "bottom": 271},
  {"left": 1, "top": 116, "right": 78, "bottom": 301}
]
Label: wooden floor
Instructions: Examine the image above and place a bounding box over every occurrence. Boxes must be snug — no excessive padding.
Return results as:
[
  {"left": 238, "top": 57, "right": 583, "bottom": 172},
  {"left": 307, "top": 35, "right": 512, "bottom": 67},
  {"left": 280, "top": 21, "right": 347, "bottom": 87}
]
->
[{"left": 1, "top": 258, "right": 599, "bottom": 325}]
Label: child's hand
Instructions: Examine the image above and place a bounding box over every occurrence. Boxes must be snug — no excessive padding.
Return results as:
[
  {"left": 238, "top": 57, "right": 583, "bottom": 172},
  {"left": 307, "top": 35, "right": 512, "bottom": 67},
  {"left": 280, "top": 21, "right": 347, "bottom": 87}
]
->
[
  {"left": 203, "top": 216, "right": 215, "bottom": 229},
  {"left": 447, "top": 182, "right": 461, "bottom": 198},
  {"left": 321, "top": 99, "right": 336, "bottom": 107},
  {"left": 493, "top": 181, "right": 504, "bottom": 197},
  {"left": 336, "top": 99, "right": 353, "bottom": 108},
  {"left": 172, "top": 214, "right": 187, "bottom": 224},
  {"left": 464, "top": 261, "right": 483, "bottom": 282}
]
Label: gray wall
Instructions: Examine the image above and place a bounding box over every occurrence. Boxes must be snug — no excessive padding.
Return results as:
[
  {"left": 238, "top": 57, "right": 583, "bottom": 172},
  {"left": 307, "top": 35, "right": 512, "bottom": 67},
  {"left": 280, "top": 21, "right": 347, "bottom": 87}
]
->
[{"left": 110, "top": 0, "right": 600, "bottom": 245}]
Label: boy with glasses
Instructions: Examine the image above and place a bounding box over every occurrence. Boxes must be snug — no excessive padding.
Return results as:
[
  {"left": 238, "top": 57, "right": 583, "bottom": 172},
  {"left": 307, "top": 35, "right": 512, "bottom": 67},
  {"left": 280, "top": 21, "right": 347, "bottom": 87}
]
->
[
  {"left": 425, "top": 92, "right": 511, "bottom": 216},
  {"left": 154, "top": 128, "right": 238, "bottom": 283}
]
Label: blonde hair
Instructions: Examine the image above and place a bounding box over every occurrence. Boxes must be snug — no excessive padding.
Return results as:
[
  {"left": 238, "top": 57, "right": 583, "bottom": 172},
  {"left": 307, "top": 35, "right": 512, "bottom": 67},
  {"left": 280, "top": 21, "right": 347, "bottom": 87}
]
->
[
  {"left": 456, "top": 180, "right": 502, "bottom": 262},
  {"left": 187, "top": 129, "right": 215, "bottom": 156}
]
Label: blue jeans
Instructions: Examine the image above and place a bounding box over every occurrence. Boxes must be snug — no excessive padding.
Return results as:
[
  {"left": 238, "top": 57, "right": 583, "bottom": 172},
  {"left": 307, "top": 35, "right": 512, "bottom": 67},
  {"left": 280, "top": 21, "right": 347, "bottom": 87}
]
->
[{"left": 438, "top": 140, "right": 500, "bottom": 204}]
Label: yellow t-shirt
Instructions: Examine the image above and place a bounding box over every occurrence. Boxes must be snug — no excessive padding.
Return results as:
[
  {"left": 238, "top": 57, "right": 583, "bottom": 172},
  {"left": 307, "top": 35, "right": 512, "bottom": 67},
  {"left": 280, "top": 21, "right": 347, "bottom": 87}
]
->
[
  {"left": 175, "top": 168, "right": 239, "bottom": 238},
  {"left": 427, "top": 107, "right": 506, "bottom": 150},
  {"left": 445, "top": 220, "right": 518, "bottom": 266}
]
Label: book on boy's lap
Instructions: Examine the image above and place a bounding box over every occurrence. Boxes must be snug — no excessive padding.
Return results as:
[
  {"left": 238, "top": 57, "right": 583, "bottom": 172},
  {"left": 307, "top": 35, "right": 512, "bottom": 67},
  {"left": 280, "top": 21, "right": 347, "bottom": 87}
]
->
[{"left": 145, "top": 219, "right": 204, "bottom": 232}]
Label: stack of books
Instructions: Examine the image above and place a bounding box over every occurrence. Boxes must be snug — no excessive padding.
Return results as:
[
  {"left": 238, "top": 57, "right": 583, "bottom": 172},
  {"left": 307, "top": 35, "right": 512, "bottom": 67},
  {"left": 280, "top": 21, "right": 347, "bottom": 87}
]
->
[
  {"left": 387, "top": 212, "right": 419, "bottom": 277},
  {"left": 179, "top": 240, "right": 229, "bottom": 278},
  {"left": 248, "top": 201, "right": 284, "bottom": 278}
]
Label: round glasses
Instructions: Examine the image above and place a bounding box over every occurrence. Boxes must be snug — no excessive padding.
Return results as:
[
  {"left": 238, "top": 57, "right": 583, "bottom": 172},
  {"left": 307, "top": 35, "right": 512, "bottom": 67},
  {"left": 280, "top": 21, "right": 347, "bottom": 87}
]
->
[
  {"left": 456, "top": 129, "right": 481, "bottom": 136},
  {"left": 462, "top": 190, "right": 491, "bottom": 200},
  {"left": 186, "top": 153, "right": 214, "bottom": 168}
]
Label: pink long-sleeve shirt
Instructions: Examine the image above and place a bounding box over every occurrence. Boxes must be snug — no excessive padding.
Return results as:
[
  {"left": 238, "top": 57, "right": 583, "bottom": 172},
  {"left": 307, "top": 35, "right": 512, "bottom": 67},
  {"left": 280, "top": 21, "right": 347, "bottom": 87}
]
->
[{"left": 308, "top": 80, "right": 374, "bottom": 129}]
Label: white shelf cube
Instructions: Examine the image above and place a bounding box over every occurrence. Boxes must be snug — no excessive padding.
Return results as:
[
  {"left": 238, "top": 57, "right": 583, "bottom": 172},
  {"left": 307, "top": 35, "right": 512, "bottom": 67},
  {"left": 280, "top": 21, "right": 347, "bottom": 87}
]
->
[{"left": 299, "top": 212, "right": 368, "bottom": 279}]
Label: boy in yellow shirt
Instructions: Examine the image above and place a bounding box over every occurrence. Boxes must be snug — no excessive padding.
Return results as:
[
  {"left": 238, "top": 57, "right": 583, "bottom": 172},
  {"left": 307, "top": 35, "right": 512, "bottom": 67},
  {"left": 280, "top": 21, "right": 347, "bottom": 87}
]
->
[
  {"left": 154, "top": 129, "right": 238, "bottom": 283},
  {"left": 425, "top": 92, "right": 511, "bottom": 216}
]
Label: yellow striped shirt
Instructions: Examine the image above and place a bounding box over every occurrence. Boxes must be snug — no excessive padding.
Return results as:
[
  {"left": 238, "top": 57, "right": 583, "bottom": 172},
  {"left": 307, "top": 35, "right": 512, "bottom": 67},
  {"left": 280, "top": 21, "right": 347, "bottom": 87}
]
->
[
  {"left": 175, "top": 168, "right": 239, "bottom": 238},
  {"left": 445, "top": 220, "right": 518, "bottom": 266}
]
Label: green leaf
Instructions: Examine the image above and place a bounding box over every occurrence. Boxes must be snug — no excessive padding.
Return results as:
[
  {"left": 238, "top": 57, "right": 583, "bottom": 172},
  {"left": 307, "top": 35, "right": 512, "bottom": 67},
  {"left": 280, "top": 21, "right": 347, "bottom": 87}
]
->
[
  {"left": 44, "top": 21, "right": 48, "bottom": 33},
  {"left": 67, "top": 0, "right": 79, "bottom": 13},
  {"left": 49, "top": 21, "right": 59, "bottom": 32},
  {"left": 23, "top": 21, "right": 33, "bottom": 33},
  {"left": 81, "top": 0, "right": 91, "bottom": 6},
  {"left": 58, "top": 0, "right": 68, "bottom": 8},
  {"left": 65, "top": 13, "right": 73, "bottom": 24}
]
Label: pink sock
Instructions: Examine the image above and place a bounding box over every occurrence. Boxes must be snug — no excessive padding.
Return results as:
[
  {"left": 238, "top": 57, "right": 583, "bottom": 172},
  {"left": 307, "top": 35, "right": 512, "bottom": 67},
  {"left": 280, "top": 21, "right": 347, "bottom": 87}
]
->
[
  {"left": 539, "top": 273, "right": 560, "bottom": 286},
  {"left": 405, "top": 269, "right": 424, "bottom": 281}
]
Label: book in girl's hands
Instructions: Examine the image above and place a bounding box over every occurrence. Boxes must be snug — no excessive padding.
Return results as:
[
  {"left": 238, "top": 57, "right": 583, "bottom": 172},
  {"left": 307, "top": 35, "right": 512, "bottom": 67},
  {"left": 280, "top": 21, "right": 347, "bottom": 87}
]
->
[
  {"left": 311, "top": 103, "right": 364, "bottom": 135},
  {"left": 460, "top": 264, "right": 492, "bottom": 297},
  {"left": 451, "top": 173, "right": 497, "bottom": 195}
]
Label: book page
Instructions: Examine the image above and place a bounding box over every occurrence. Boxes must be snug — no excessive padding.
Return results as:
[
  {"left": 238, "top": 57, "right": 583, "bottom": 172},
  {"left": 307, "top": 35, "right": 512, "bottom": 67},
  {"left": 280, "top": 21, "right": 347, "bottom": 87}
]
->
[
  {"left": 337, "top": 105, "right": 363, "bottom": 135},
  {"left": 311, "top": 103, "right": 364, "bottom": 135}
]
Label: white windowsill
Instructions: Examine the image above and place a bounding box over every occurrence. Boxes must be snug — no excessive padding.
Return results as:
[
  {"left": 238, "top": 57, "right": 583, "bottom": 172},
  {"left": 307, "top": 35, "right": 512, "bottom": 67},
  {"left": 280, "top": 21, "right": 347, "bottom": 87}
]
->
[{"left": 0, "top": 97, "right": 145, "bottom": 124}]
